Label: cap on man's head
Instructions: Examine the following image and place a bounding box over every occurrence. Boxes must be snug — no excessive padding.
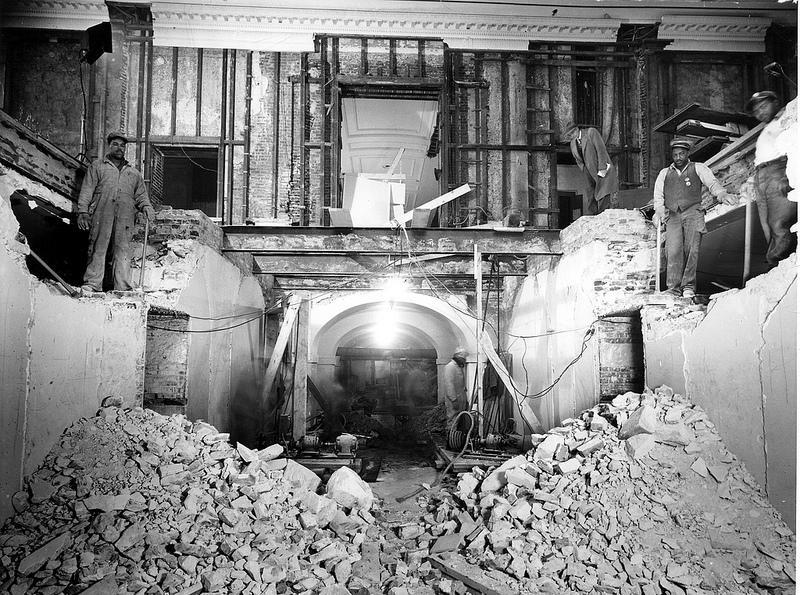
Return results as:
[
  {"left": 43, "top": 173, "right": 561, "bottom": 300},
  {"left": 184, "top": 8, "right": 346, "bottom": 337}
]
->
[
  {"left": 106, "top": 131, "right": 128, "bottom": 144},
  {"left": 453, "top": 347, "right": 468, "bottom": 358},
  {"left": 745, "top": 90, "right": 778, "bottom": 112},
  {"left": 669, "top": 138, "right": 692, "bottom": 151}
]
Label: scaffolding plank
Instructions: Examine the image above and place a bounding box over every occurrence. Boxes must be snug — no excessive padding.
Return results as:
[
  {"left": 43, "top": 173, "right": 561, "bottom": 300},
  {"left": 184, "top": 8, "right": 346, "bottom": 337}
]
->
[{"left": 261, "top": 295, "right": 301, "bottom": 406}]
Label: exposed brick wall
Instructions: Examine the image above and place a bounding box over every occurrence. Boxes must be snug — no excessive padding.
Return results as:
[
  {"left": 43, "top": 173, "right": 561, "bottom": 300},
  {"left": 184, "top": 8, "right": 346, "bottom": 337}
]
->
[
  {"left": 4, "top": 32, "right": 85, "bottom": 158},
  {"left": 144, "top": 312, "right": 189, "bottom": 414},
  {"left": 597, "top": 315, "right": 644, "bottom": 398},
  {"left": 146, "top": 209, "right": 223, "bottom": 252}
]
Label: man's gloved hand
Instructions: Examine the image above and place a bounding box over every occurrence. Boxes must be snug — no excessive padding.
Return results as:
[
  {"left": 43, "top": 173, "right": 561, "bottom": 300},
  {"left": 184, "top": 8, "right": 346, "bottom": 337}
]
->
[
  {"left": 653, "top": 205, "right": 666, "bottom": 224},
  {"left": 77, "top": 212, "right": 91, "bottom": 231},
  {"left": 720, "top": 192, "right": 738, "bottom": 206},
  {"left": 143, "top": 205, "right": 156, "bottom": 223}
]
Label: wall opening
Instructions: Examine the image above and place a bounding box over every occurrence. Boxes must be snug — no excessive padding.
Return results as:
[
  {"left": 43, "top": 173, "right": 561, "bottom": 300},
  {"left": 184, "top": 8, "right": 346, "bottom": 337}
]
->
[
  {"left": 597, "top": 313, "right": 644, "bottom": 399},
  {"left": 144, "top": 308, "right": 190, "bottom": 415},
  {"left": 10, "top": 190, "right": 87, "bottom": 286},
  {"left": 150, "top": 145, "right": 219, "bottom": 216},
  {"left": 336, "top": 347, "right": 438, "bottom": 419},
  {"left": 339, "top": 96, "right": 440, "bottom": 222}
]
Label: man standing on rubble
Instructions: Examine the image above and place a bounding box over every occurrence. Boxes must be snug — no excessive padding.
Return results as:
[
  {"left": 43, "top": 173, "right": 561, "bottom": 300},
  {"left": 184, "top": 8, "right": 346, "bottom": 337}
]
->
[
  {"left": 443, "top": 348, "right": 468, "bottom": 433},
  {"left": 653, "top": 139, "right": 736, "bottom": 298},
  {"left": 746, "top": 91, "right": 797, "bottom": 269},
  {"left": 563, "top": 125, "right": 619, "bottom": 215},
  {"left": 76, "top": 131, "right": 155, "bottom": 293}
]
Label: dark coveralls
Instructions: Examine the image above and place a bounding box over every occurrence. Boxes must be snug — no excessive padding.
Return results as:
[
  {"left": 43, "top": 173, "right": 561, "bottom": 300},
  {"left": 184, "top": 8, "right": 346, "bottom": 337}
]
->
[
  {"left": 754, "top": 156, "right": 796, "bottom": 265},
  {"left": 77, "top": 158, "right": 151, "bottom": 291}
]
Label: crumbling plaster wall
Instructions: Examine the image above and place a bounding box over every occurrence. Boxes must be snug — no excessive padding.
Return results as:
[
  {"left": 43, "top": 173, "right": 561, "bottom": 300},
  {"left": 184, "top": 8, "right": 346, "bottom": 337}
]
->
[
  {"left": 139, "top": 210, "right": 265, "bottom": 446},
  {"left": 641, "top": 255, "right": 797, "bottom": 528},
  {"left": 0, "top": 175, "right": 147, "bottom": 522},
  {"left": 505, "top": 210, "right": 656, "bottom": 431}
]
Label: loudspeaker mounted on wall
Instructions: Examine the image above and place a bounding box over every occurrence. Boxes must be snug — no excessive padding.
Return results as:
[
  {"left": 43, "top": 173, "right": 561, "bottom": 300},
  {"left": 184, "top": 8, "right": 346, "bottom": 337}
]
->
[{"left": 80, "top": 22, "right": 112, "bottom": 64}]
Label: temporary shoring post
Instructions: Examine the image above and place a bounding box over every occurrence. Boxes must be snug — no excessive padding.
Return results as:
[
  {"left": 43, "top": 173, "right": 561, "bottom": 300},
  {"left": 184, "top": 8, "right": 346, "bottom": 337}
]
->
[
  {"left": 743, "top": 198, "right": 753, "bottom": 287},
  {"left": 474, "top": 244, "right": 484, "bottom": 438}
]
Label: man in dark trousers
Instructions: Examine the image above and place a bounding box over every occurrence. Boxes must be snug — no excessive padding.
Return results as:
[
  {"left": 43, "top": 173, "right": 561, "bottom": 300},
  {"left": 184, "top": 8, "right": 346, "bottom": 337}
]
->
[
  {"left": 563, "top": 125, "right": 619, "bottom": 215},
  {"left": 746, "top": 91, "right": 797, "bottom": 268},
  {"left": 77, "top": 132, "right": 155, "bottom": 293},
  {"left": 653, "top": 138, "right": 735, "bottom": 298}
]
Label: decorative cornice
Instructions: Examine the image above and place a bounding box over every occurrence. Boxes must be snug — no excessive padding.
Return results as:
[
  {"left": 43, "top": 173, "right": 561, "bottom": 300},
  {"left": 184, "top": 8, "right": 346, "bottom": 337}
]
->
[
  {"left": 658, "top": 15, "right": 772, "bottom": 53},
  {"left": 150, "top": 4, "right": 622, "bottom": 51},
  {"left": 3, "top": 0, "right": 108, "bottom": 30}
]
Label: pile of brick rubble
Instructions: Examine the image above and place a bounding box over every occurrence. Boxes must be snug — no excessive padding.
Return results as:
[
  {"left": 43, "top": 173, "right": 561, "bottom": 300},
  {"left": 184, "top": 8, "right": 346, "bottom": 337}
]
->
[
  {"left": 0, "top": 404, "right": 376, "bottom": 595},
  {"left": 387, "top": 386, "right": 796, "bottom": 594},
  {"left": 0, "top": 385, "right": 795, "bottom": 595}
]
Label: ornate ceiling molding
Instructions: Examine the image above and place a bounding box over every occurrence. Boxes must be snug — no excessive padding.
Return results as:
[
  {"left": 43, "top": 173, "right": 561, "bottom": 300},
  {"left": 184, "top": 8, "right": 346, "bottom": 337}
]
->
[
  {"left": 3, "top": 0, "right": 108, "bottom": 30},
  {"left": 658, "top": 15, "right": 772, "bottom": 53},
  {"left": 149, "top": 3, "right": 622, "bottom": 51}
]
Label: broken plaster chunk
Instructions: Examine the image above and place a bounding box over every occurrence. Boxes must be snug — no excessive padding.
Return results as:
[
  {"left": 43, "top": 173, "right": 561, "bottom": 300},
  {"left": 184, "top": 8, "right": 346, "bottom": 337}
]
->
[
  {"left": 430, "top": 533, "right": 463, "bottom": 554},
  {"left": 326, "top": 466, "right": 374, "bottom": 511},
  {"left": 707, "top": 464, "right": 729, "bottom": 483},
  {"left": 691, "top": 457, "right": 709, "bottom": 478},
  {"left": 505, "top": 466, "right": 537, "bottom": 491},
  {"left": 576, "top": 436, "right": 603, "bottom": 456},
  {"left": 236, "top": 442, "right": 259, "bottom": 463},
  {"left": 258, "top": 444, "right": 284, "bottom": 461},
  {"left": 283, "top": 459, "right": 321, "bottom": 493},
  {"left": 18, "top": 532, "right": 72, "bottom": 575},
  {"left": 654, "top": 423, "right": 693, "bottom": 446},
  {"left": 533, "top": 434, "right": 565, "bottom": 461},
  {"left": 590, "top": 413, "right": 610, "bottom": 432},
  {"left": 480, "top": 457, "right": 528, "bottom": 494},
  {"left": 557, "top": 458, "right": 581, "bottom": 475},
  {"left": 457, "top": 473, "right": 480, "bottom": 500},
  {"left": 618, "top": 405, "right": 657, "bottom": 439},
  {"left": 625, "top": 434, "right": 655, "bottom": 459}
]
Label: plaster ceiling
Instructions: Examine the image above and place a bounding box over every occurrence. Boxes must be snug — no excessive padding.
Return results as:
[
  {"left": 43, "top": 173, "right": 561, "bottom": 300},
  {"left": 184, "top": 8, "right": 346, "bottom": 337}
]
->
[{"left": 340, "top": 98, "right": 440, "bottom": 212}]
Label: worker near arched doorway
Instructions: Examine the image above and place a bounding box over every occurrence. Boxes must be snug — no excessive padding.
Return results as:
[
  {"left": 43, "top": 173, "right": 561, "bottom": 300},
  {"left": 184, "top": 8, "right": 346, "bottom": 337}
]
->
[{"left": 443, "top": 347, "right": 468, "bottom": 433}]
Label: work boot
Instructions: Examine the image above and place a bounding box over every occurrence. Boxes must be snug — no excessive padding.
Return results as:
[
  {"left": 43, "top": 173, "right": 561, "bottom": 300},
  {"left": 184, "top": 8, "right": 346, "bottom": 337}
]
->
[{"left": 81, "top": 284, "right": 101, "bottom": 295}]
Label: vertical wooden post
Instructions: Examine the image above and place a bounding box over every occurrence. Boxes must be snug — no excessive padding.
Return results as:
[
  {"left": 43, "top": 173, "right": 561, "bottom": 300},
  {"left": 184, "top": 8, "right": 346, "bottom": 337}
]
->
[
  {"left": 474, "top": 244, "right": 484, "bottom": 438},
  {"left": 292, "top": 293, "right": 310, "bottom": 440},
  {"left": 743, "top": 199, "right": 753, "bottom": 287}
]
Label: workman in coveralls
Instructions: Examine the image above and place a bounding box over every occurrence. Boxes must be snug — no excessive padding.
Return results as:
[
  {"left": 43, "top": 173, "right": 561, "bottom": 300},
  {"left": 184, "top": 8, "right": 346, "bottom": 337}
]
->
[
  {"left": 77, "top": 131, "right": 155, "bottom": 292},
  {"left": 443, "top": 347, "right": 468, "bottom": 432}
]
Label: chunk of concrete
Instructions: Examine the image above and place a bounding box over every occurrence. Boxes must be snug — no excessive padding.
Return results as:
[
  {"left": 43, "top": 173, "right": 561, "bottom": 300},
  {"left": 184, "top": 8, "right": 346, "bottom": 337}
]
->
[
  {"left": 557, "top": 458, "right": 581, "bottom": 474},
  {"left": 18, "top": 532, "right": 72, "bottom": 575},
  {"left": 654, "top": 423, "right": 692, "bottom": 446},
  {"left": 283, "top": 459, "right": 321, "bottom": 492},
  {"left": 618, "top": 405, "right": 657, "bottom": 439},
  {"left": 533, "top": 434, "right": 565, "bottom": 461},
  {"left": 326, "top": 466, "right": 374, "bottom": 511},
  {"left": 506, "top": 466, "right": 537, "bottom": 491},
  {"left": 624, "top": 434, "right": 655, "bottom": 459}
]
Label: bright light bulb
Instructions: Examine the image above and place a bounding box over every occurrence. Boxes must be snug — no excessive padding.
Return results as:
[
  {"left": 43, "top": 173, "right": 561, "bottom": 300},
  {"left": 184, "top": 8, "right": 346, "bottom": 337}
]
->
[
  {"left": 372, "top": 301, "right": 398, "bottom": 346},
  {"left": 382, "top": 275, "right": 407, "bottom": 294}
]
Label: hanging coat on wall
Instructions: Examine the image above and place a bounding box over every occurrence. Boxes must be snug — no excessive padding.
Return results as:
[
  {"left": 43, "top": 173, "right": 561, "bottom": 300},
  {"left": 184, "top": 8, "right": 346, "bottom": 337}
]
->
[{"left": 569, "top": 127, "right": 620, "bottom": 215}]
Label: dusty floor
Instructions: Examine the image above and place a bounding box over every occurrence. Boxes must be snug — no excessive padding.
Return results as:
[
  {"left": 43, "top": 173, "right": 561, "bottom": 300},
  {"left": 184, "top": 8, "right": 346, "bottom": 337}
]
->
[{"left": 0, "top": 386, "right": 795, "bottom": 595}]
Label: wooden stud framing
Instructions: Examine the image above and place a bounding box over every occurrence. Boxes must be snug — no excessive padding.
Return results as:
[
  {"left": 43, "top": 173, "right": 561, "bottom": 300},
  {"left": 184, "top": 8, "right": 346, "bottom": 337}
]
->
[
  {"left": 170, "top": 46, "right": 178, "bottom": 136},
  {"left": 243, "top": 51, "right": 252, "bottom": 221},
  {"left": 331, "top": 38, "right": 341, "bottom": 209},
  {"left": 272, "top": 52, "right": 281, "bottom": 218},
  {"left": 300, "top": 52, "right": 308, "bottom": 224},
  {"left": 217, "top": 49, "right": 228, "bottom": 220},
  {"left": 196, "top": 49, "right": 203, "bottom": 137}
]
